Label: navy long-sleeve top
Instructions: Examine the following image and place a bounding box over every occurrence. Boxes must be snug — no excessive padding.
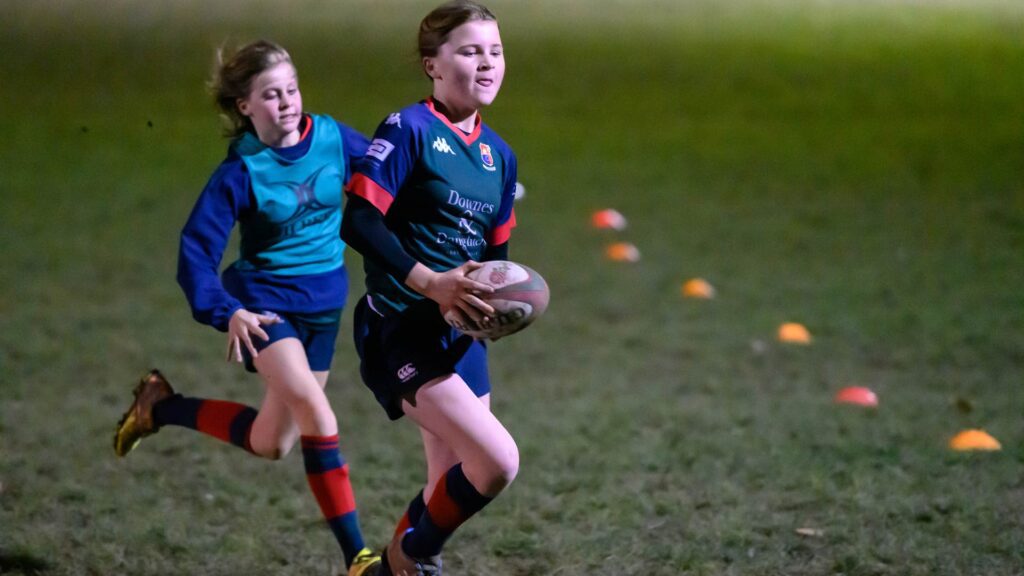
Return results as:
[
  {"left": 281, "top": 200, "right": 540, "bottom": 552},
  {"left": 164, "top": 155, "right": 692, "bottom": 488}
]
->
[{"left": 177, "top": 115, "right": 369, "bottom": 331}]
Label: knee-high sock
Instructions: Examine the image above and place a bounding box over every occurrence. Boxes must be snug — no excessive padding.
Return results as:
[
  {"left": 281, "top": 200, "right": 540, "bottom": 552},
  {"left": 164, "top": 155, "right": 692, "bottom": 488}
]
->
[
  {"left": 402, "top": 463, "right": 493, "bottom": 558},
  {"left": 301, "top": 435, "right": 366, "bottom": 567},
  {"left": 152, "top": 394, "right": 257, "bottom": 454},
  {"left": 394, "top": 489, "right": 427, "bottom": 539}
]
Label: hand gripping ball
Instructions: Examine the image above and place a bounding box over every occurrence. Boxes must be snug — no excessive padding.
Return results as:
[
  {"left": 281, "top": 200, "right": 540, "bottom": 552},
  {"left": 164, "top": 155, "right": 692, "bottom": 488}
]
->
[{"left": 443, "top": 260, "right": 549, "bottom": 339}]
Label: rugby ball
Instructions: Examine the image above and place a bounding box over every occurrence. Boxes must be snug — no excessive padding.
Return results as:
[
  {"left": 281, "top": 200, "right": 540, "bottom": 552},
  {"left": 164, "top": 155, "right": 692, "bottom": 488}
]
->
[{"left": 443, "top": 260, "right": 549, "bottom": 339}]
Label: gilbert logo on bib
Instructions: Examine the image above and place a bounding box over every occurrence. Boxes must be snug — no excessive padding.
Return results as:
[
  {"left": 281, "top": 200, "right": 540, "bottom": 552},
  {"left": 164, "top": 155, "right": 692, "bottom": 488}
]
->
[{"left": 479, "top": 143, "right": 496, "bottom": 171}]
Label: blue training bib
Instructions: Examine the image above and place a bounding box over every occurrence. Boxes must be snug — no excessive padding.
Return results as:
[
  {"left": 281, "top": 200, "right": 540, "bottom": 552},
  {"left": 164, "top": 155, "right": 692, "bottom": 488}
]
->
[{"left": 232, "top": 114, "right": 346, "bottom": 276}]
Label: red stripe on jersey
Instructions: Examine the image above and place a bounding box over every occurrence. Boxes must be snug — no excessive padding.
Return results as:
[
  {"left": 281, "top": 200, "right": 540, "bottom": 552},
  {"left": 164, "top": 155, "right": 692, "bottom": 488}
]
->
[
  {"left": 306, "top": 464, "right": 358, "bottom": 519},
  {"left": 299, "top": 114, "right": 313, "bottom": 142},
  {"left": 346, "top": 173, "right": 394, "bottom": 214},
  {"left": 487, "top": 209, "right": 517, "bottom": 246},
  {"left": 426, "top": 97, "right": 482, "bottom": 146},
  {"left": 196, "top": 400, "right": 248, "bottom": 444}
]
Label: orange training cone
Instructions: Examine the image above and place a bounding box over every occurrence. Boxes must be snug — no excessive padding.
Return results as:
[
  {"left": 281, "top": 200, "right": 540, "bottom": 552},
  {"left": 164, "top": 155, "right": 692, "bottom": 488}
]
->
[
  {"left": 949, "top": 429, "right": 1002, "bottom": 451},
  {"left": 834, "top": 386, "right": 878, "bottom": 407},
  {"left": 778, "top": 322, "right": 812, "bottom": 344},
  {"left": 591, "top": 209, "right": 627, "bottom": 231},
  {"left": 681, "top": 278, "right": 715, "bottom": 299},
  {"left": 605, "top": 242, "right": 640, "bottom": 262}
]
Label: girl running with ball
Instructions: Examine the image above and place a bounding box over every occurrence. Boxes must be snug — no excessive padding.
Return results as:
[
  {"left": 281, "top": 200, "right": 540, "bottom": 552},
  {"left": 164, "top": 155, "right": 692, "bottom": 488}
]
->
[{"left": 341, "top": 2, "right": 520, "bottom": 574}]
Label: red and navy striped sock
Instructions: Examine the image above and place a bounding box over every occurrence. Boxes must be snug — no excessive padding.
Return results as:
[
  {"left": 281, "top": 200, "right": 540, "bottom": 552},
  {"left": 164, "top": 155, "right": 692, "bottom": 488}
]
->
[
  {"left": 301, "top": 435, "right": 365, "bottom": 567},
  {"left": 152, "top": 394, "right": 257, "bottom": 454},
  {"left": 402, "top": 463, "right": 493, "bottom": 558},
  {"left": 393, "top": 489, "right": 426, "bottom": 539}
]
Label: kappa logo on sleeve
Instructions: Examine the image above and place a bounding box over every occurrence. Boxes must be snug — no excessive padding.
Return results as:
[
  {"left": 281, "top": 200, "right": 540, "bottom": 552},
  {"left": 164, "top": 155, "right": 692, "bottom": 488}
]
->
[
  {"left": 366, "top": 138, "right": 395, "bottom": 162},
  {"left": 386, "top": 113, "right": 402, "bottom": 129}
]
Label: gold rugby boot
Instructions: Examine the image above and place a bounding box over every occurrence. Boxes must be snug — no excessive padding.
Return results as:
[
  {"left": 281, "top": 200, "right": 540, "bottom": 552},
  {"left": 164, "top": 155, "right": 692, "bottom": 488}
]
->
[
  {"left": 347, "top": 547, "right": 383, "bottom": 576},
  {"left": 113, "top": 369, "right": 174, "bottom": 457}
]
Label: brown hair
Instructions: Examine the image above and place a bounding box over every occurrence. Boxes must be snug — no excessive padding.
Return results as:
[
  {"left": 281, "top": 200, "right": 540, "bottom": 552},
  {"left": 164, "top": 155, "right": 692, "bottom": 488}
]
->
[
  {"left": 209, "top": 39, "right": 293, "bottom": 138},
  {"left": 418, "top": 1, "right": 497, "bottom": 77}
]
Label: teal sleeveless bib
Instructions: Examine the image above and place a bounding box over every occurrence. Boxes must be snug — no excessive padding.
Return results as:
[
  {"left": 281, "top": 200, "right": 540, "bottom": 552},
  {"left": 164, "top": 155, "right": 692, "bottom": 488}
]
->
[{"left": 232, "top": 114, "right": 346, "bottom": 276}]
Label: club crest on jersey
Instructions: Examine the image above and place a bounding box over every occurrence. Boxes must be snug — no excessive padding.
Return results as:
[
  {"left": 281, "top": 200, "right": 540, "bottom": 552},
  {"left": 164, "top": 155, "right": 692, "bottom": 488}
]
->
[{"left": 479, "top": 143, "right": 496, "bottom": 171}]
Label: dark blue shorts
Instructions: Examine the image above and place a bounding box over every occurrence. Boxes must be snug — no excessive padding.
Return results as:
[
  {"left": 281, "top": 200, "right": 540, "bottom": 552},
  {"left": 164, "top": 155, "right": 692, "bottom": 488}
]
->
[
  {"left": 242, "top": 309, "right": 342, "bottom": 374},
  {"left": 353, "top": 295, "right": 491, "bottom": 420}
]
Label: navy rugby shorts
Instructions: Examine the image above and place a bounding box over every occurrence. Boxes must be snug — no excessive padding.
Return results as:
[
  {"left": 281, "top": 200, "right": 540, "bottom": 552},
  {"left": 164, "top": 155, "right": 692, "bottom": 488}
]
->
[
  {"left": 353, "top": 295, "right": 491, "bottom": 420},
  {"left": 242, "top": 309, "right": 342, "bottom": 373}
]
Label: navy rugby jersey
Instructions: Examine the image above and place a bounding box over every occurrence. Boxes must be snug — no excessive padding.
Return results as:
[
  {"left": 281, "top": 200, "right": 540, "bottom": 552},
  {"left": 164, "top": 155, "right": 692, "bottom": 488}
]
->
[
  {"left": 346, "top": 98, "right": 518, "bottom": 314},
  {"left": 178, "top": 114, "right": 369, "bottom": 331}
]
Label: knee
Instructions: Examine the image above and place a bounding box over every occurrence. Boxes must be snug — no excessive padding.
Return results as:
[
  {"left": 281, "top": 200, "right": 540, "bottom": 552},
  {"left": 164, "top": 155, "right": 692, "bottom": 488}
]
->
[
  {"left": 289, "top": 391, "right": 336, "bottom": 430},
  {"left": 257, "top": 444, "right": 292, "bottom": 461},
  {"left": 254, "top": 447, "right": 285, "bottom": 461},
  {"left": 478, "top": 440, "right": 519, "bottom": 496},
  {"left": 251, "top": 438, "right": 297, "bottom": 461},
  {"left": 289, "top": 387, "right": 329, "bottom": 414}
]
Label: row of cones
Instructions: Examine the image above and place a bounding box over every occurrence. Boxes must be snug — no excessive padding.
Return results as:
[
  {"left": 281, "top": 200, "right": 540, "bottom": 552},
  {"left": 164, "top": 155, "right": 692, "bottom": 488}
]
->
[
  {"left": 590, "top": 207, "right": 1005, "bottom": 453},
  {"left": 594, "top": 209, "right": 643, "bottom": 263},
  {"left": 831, "top": 388, "right": 1000, "bottom": 449}
]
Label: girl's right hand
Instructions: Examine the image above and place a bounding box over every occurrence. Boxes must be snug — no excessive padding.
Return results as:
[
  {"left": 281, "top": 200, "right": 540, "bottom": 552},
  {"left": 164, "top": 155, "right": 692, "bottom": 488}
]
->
[
  {"left": 226, "top": 309, "right": 283, "bottom": 363},
  {"left": 407, "top": 261, "right": 496, "bottom": 324}
]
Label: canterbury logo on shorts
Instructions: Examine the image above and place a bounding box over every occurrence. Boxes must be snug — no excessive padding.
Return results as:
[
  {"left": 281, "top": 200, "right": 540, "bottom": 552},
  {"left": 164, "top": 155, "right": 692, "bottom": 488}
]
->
[{"left": 397, "top": 363, "right": 418, "bottom": 382}]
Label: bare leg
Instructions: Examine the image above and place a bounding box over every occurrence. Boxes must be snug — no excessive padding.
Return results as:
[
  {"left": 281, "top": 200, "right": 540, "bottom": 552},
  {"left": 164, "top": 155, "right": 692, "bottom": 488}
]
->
[
  {"left": 419, "top": 393, "right": 490, "bottom": 500},
  {"left": 385, "top": 381, "right": 511, "bottom": 573},
  {"left": 252, "top": 338, "right": 337, "bottom": 437},
  {"left": 253, "top": 339, "right": 369, "bottom": 567},
  {"left": 403, "top": 377, "right": 516, "bottom": 497},
  {"left": 248, "top": 360, "right": 330, "bottom": 459}
]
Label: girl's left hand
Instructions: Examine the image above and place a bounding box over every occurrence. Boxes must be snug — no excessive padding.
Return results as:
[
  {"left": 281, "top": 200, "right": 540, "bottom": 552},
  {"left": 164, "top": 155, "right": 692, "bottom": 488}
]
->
[
  {"left": 407, "top": 261, "right": 495, "bottom": 323},
  {"left": 226, "top": 309, "right": 283, "bottom": 363}
]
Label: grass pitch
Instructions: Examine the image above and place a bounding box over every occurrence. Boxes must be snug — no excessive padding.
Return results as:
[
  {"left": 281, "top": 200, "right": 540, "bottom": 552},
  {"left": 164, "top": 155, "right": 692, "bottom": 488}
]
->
[{"left": 2, "top": 1, "right": 1023, "bottom": 574}]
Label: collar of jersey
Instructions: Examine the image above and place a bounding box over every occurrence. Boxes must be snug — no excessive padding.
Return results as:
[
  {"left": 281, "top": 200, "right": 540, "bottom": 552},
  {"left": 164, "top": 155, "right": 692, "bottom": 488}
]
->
[
  {"left": 297, "top": 114, "right": 313, "bottom": 142},
  {"left": 426, "top": 97, "right": 482, "bottom": 146},
  {"left": 234, "top": 114, "right": 315, "bottom": 161}
]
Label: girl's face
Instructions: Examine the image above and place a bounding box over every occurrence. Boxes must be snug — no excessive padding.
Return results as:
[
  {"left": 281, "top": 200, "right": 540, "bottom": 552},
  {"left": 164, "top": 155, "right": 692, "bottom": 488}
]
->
[
  {"left": 237, "top": 61, "right": 303, "bottom": 147},
  {"left": 426, "top": 19, "right": 505, "bottom": 116}
]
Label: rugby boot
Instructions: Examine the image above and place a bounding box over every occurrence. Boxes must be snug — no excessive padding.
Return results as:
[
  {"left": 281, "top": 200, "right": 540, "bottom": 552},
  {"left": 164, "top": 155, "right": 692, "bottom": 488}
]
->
[
  {"left": 412, "top": 555, "right": 442, "bottom": 576},
  {"left": 386, "top": 530, "right": 442, "bottom": 576},
  {"left": 378, "top": 550, "right": 392, "bottom": 576},
  {"left": 113, "top": 369, "right": 174, "bottom": 457},
  {"left": 347, "top": 547, "right": 383, "bottom": 576}
]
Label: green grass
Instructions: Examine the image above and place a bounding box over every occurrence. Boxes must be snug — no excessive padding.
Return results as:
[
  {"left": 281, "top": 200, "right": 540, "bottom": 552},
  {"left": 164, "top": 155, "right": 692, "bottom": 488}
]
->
[{"left": 2, "top": 1, "right": 1023, "bottom": 574}]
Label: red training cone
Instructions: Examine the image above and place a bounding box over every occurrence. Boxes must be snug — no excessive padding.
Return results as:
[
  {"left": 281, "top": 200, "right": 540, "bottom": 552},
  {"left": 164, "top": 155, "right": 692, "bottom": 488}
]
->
[{"left": 834, "top": 386, "right": 878, "bottom": 407}]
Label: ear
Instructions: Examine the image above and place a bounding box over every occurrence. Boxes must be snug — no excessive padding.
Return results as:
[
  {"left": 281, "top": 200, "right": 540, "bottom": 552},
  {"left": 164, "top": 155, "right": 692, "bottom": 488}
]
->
[
  {"left": 236, "top": 98, "right": 251, "bottom": 117},
  {"left": 423, "top": 57, "right": 440, "bottom": 80}
]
